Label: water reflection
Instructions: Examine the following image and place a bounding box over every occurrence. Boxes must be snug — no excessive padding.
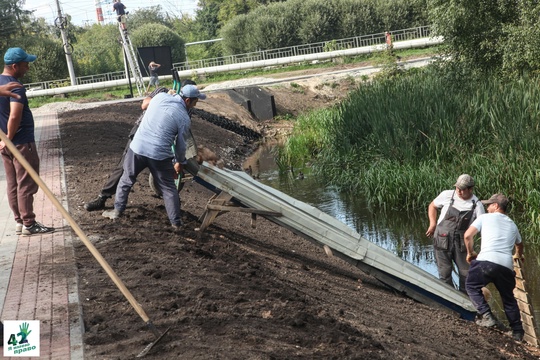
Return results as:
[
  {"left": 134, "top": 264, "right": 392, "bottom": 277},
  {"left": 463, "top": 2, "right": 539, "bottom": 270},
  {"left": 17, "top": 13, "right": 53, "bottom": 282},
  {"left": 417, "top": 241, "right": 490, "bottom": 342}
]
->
[
  {"left": 248, "top": 144, "right": 540, "bottom": 323},
  {"left": 259, "top": 161, "right": 441, "bottom": 280}
]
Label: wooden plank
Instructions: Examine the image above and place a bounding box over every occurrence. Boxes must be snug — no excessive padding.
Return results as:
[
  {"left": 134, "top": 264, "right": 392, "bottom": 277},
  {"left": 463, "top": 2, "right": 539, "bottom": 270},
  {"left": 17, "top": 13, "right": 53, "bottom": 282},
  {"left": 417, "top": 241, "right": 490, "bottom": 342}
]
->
[
  {"left": 207, "top": 204, "right": 282, "bottom": 216},
  {"left": 521, "top": 311, "right": 535, "bottom": 324},
  {"left": 198, "top": 191, "right": 233, "bottom": 233},
  {"left": 518, "top": 303, "right": 535, "bottom": 316},
  {"left": 523, "top": 321, "right": 537, "bottom": 336},
  {"left": 513, "top": 289, "right": 529, "bottom": 303},
  {"left": 513, "top": 258, "right": 539, "bottom": 347},
  {"left": 515, "top": 277, "right": 526, "bottom": 290},
  {"left": 523, "top": 333, "right": 539, "bottom": 347}
]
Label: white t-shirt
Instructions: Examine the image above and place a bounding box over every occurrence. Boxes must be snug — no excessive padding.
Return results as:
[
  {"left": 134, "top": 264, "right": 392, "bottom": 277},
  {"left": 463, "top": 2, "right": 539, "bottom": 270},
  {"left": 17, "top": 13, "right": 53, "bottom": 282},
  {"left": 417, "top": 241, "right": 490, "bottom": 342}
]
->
[
  {"left": 433, "top": 189, "right": 485, "bottom": 224},
  {"left": 470, "top": 212, "right": 522, "bottom": 270}
]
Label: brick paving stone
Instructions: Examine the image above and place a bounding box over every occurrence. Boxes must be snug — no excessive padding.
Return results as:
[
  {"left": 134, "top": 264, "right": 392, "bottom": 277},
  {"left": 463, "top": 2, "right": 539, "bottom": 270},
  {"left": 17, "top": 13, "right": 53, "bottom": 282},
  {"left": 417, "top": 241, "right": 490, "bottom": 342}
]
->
[{"left": 0, "top": 112, "right": 83, "bottom": 360}]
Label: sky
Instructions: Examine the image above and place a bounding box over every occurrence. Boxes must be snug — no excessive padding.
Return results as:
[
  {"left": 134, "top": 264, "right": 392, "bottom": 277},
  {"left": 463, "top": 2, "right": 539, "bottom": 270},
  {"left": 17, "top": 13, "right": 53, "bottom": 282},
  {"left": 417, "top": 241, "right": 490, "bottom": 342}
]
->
[{"left": 22, "top": 0, "right": 200, "bottom": 27}]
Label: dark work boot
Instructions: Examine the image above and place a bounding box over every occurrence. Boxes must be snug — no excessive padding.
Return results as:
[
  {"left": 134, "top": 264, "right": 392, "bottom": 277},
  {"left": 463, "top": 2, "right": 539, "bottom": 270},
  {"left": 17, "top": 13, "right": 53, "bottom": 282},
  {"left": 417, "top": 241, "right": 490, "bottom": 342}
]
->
[
  {"left": 84, "top": 195, "right": 108, "bottom": 211},
  {"left": 512, "top": 329, "right": 525, "bottom": 342}
]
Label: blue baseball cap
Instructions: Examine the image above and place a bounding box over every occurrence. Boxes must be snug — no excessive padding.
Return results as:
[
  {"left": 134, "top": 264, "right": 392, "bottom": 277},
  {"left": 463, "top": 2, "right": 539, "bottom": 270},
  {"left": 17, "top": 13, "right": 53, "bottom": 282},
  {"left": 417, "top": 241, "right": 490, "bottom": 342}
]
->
[
  {"left": 4, "top": 47, "right": 37, "bottom": 65},
  {"left": 180, "top": 84, "right": 206, "bottom": 100}
]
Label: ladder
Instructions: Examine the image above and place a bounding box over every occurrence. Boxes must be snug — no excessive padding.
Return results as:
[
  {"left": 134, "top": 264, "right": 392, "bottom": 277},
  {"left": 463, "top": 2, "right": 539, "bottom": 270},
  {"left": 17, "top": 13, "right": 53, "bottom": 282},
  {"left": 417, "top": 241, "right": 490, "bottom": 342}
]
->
[
  {"left": 513, "top": 258, "right": 539, "bottom": 346},
  {"left": 119, "top": 25, "right": 144, "bottom": 97}
]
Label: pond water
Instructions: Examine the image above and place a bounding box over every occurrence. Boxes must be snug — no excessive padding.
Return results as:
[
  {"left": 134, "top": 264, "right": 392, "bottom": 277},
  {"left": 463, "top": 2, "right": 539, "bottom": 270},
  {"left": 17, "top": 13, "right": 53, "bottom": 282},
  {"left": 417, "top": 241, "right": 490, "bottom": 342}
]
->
[{"left": 244, "top": 145, "right": 540, "bottom": 323}]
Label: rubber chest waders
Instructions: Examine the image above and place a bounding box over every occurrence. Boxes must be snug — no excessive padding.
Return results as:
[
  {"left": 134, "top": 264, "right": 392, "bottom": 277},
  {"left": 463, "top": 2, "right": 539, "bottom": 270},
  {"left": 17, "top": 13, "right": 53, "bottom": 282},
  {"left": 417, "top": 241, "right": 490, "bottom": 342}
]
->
[{"left": 434, "top": 192, "right": 478, "bottom": 292}]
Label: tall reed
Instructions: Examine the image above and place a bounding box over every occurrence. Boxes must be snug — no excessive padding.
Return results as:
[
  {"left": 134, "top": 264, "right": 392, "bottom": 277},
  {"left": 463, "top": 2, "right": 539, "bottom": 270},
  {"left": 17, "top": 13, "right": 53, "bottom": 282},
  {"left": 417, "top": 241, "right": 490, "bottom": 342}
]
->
[{"left": 279, "top": 67, "right": 540, "bottom": 242}]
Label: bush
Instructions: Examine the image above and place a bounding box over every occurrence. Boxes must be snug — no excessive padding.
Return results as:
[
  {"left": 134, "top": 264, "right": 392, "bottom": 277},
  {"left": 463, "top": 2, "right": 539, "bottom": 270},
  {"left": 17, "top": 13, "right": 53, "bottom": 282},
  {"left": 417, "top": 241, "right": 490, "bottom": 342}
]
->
[
  {"left": 221, "top": 0, "right": 428, "bottom": 55},
  {"left": 131, "top": 23, "right": 186, "bottom": 63},
  {"left": 7, "top": 37, "right": 67, "bottom": 83}
]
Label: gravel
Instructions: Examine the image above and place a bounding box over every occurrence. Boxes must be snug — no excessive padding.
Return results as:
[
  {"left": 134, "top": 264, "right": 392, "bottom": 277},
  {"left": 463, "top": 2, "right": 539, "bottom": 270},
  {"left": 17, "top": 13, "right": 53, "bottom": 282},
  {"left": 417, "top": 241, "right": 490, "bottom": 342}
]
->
[{"left": 32, "top": 101, "right": 105, "bottom": 115}]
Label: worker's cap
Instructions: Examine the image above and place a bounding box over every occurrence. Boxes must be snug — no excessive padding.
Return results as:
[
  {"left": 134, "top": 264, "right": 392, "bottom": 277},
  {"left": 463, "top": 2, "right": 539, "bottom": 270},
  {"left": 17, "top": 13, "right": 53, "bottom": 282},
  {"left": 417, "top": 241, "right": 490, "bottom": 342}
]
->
[
  {"left": 454, "top": 174, "right": 474, "bottom": 189},
  {"left": 481, "top": 193, "right": 509, "bottom": 208},
  {"left": 4, "top": 47, "right": 37, "bottom": 65},
  {"left": 180, "top": 84, "right": 206, "bottom": 100}
]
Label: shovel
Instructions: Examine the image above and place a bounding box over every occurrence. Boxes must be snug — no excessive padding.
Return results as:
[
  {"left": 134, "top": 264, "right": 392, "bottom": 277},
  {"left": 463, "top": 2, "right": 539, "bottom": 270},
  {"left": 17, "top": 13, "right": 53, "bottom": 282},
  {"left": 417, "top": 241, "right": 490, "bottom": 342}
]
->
[{"left": 0, "top": 130, "right": 169, "bottom": 357}]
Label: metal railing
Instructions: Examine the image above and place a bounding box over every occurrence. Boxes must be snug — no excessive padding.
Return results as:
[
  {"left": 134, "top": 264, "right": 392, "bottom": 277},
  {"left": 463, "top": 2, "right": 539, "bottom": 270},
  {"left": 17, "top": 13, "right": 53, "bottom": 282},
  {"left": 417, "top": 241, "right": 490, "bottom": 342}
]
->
[
  {"left": 25, "top": 25, "right": 432, "bottom": 91},
  {"left": 26, "top": 71, "right": 126, "bottom": 91},
  {"left": 172, "top": 26, "right": 431, "bottom": 71}
]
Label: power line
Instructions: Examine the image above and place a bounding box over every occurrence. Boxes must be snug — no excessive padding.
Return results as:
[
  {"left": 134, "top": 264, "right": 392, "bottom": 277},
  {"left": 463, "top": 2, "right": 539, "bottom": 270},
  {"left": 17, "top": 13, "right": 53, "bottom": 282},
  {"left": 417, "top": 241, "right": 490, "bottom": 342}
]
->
[{"left": 23, "top": 0, "right": 198, "bottom": 26}]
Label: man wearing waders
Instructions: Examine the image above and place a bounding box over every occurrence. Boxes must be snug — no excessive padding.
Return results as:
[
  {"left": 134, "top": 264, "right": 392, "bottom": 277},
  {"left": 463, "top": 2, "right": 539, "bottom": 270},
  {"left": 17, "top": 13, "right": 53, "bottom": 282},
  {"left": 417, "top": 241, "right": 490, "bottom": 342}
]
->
[{"left": 426, "top": 174, "right": 485, "bottom": 292}]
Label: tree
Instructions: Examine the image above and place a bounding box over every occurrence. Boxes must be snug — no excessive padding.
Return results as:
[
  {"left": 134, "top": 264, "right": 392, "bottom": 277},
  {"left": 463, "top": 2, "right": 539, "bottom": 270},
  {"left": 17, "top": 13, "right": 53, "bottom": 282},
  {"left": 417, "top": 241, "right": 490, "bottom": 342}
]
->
[
  {"left": 24, "top": 39, "right": 67, "bottom": 83},
  {"left": 6, "top": 36, "right": 67, "bottom": 83},
  {"left": 375, "top": 0, "right": 428, "bottom": 31},
  {"left": 131, "top": 23, "right": 186, "bottom": 63},
  {"left": 498, "top": 2, "right": 540, "bottom": 77},
  {"left": 220, "top": 0, "right": 428, "bottom": 55},
  {"left": 217, "top": 0, "right": 259, "bottom": 24},
  {"left": 0, "top": 0, "right": 32, "bottom": 49},
  {"left": 128, "top": 6, "right": 173, "bottom": 30},
  {"left": 296, "top": 0, "right": 341, "bottom": 44},
  {"left": 73, "top": 24, "right": 124, "bottom": 76},
  {"left": 428, "top": 0, "right": 519, "bottom": 75}
]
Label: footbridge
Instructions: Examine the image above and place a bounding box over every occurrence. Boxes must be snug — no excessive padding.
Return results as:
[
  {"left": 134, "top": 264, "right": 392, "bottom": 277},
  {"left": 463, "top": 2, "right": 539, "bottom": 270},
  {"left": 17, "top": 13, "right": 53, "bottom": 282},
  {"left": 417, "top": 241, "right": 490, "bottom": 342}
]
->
[{"left": 192, "top": 162, "right": 477, "bottom": 320}]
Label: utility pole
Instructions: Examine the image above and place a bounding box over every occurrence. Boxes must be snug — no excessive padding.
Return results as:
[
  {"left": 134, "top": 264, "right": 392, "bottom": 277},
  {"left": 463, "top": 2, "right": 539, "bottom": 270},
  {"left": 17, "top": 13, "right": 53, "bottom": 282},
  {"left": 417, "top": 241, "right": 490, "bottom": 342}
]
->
[{"left": 54, "top": 0, "right": 77, "bottom": 86}]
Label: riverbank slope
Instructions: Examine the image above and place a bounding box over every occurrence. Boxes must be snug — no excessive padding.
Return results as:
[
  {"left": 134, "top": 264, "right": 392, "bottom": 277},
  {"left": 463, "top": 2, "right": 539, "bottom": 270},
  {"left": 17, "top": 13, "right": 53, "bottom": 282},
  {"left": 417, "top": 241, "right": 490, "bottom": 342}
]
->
[{"left": 54, "top": 71, "right": 539, "bottom": 359}]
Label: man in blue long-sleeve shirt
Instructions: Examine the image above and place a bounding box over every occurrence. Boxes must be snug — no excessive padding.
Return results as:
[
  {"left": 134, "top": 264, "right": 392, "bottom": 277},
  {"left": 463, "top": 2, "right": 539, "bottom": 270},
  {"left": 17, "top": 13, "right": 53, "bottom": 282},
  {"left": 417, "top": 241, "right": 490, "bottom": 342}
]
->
[{"left": 102, "top": 85, "right": 205, "bottom": 228}]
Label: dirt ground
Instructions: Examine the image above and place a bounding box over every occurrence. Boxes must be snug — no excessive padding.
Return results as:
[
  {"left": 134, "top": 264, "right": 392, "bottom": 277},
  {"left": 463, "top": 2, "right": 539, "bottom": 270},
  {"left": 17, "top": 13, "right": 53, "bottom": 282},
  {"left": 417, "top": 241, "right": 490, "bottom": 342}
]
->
[{"left": 56, "top": 71, "right": 540, "bottom": 359}]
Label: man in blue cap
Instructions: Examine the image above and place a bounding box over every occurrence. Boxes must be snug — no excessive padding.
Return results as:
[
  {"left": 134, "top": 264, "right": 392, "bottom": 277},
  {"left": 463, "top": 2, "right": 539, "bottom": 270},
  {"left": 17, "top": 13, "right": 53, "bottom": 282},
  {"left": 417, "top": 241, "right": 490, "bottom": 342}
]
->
[
  {"left": 84, "top": 80, "right": 198, "bottom": 211},
  {"left": 0, "top": 47, "right": 55, "bottom": 235},
  {"left": 102, "top": 84, "right": 206, "bottom": 229}
]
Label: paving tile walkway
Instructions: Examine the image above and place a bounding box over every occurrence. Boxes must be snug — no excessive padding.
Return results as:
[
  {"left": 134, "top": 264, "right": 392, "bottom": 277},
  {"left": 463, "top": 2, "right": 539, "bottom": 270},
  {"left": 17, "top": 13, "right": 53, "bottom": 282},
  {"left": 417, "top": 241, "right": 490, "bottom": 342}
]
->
[{"left": 0, "top": 111, "right": 83, "bottom": 359}]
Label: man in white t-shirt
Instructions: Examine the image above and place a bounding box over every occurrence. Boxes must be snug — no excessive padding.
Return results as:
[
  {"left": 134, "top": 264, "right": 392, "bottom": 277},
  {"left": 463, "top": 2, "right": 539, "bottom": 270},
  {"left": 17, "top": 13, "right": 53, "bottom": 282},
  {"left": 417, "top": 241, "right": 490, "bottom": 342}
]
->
[
  {"left": 426, "top": 174, "right": 485, "bottom": 292},
  {"left": 464, "top": 193, "right": 524, "bottom": 341}
]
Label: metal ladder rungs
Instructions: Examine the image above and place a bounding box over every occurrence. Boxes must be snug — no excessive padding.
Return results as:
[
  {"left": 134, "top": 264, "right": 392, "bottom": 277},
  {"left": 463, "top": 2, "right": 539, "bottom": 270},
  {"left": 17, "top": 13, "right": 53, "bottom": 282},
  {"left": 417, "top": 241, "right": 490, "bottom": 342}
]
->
[{"left": 119, "top": 26, "right": 144, "bottom": 97}]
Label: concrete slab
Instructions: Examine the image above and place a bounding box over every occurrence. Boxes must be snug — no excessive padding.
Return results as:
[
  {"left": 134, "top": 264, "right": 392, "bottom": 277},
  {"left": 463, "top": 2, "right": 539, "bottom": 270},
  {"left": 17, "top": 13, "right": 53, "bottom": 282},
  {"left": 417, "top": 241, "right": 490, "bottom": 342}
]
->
[{"left": 233, "top": 87, "right": 276, "bottom": 121}]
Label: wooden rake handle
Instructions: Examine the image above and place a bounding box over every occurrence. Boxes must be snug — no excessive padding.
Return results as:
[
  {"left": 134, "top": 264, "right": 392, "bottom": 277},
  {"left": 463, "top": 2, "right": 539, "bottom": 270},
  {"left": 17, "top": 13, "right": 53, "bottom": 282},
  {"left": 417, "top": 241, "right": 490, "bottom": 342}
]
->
[{"left": 0, "top": 130, "right": 153, "bottom": 324}]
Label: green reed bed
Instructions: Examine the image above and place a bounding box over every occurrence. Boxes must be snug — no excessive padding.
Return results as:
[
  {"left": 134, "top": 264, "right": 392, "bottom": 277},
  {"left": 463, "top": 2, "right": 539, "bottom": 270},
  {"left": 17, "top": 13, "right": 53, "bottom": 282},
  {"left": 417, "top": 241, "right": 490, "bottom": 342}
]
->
[{"left": 280, "top": 68, "right": 540, "bottom": 241}]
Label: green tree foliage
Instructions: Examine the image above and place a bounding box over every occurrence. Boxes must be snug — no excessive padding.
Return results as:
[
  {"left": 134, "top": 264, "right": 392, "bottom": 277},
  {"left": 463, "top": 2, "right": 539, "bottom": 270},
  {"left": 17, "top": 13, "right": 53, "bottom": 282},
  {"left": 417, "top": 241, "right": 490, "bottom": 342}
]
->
[
  {"left": 198, "top": 0, "right": 284, "bottom": 27},
  {"left": 496, "top": 2, "right": 540, "bottom": 78},
  {"left": 249, "top": 4, "right": 301, "bottom": 50},
  {"left": 221, "top": 0, "right": 428, "bottom": 54},
  {"left": 0, "top": 0, "right": 32, "bottom": 49},
  {"left": 23, "top": 39, "right": 67, "bottom": 83},
  {"left": 376, "top": 0, "right": 428, "bottom": 31},
  {"left": 193, "top": 0, "right": 285, "bottom": 59},
  {"left": 194, "top": 0, "right": 221, "bottom": 40},
  {"left": 128, "top": 6, "right": 173, "bottom": 30},
  {"left": 130, "top": 23, "right": 186, "bottom": 63},
  {"left": 73, "top": 24, "right": 124, "bottom": 76},
  {"left": 220, "top": 14, "right": 250, "bottom": 55},
  {"left": 6, "top": 36, "right": 67, "bottom": 83},
  {"left": 338, "top": 0, "right": 379, "bottom": 38},
  {"left": 296, "top": 0, "right": 341, "bottom": 44},
  {"left": 190, "top": 0, "right": 223, "bottom": 59},
  {"left": 428, "top": 0, "right": 522, "bottom": 76},
  {"left": 217, "top": 0, "right": 259, "bottom": 24}
]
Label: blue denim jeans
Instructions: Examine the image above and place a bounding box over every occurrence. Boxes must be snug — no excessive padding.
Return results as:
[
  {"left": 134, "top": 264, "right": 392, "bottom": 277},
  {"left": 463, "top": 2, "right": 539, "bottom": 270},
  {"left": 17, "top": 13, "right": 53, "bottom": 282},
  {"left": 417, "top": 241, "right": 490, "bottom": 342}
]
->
[{"left": 465, "top": 260, "right": 523, "bottom": 331}]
